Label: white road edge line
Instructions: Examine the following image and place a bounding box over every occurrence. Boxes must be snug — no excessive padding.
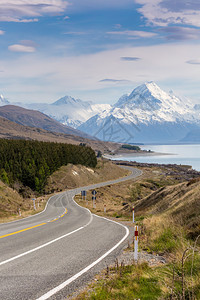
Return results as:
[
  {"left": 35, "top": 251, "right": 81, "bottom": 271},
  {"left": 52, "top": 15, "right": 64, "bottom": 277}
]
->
[
  {"left": 36, "top": 198, "right": 130, "bottom": 300},
  {"left": 0, "top": 196, "right": 93, "bottom": 266},
  {"left": 0, "top": 167, "right": 138, "bottom": 297},
  {"left": 0, "top": 227, "right": 83, "bottom": 266}
]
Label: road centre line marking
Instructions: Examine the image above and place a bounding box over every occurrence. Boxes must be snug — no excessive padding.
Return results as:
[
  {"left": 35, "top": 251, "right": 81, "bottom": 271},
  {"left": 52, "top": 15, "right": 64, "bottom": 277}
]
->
[
  {"left": 0, "top": 206, "right": 68, "bottom": 239},
  {"left": 0, "top": 193, "right": 64, "bottom": 226},
  {"left": 0, "top": 167, "right": 141, "bottom": 227},
  {"left": 0, "top": 205, "right": 91, "bottom": 267},
  {"left": 0, "top": 212, "right": 67, "bottom": 238},
  {"left": 0, "top": 167, "right": 138, "bottom": 297},
  {"left": 0, "top": 223, "right": 47, "bottom": 239}
]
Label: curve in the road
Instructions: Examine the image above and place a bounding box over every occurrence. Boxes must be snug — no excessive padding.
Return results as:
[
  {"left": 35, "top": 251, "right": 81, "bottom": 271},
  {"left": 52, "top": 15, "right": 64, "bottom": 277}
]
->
[{"left": 0, "top": 166, "right": 142, "bottom": 300}]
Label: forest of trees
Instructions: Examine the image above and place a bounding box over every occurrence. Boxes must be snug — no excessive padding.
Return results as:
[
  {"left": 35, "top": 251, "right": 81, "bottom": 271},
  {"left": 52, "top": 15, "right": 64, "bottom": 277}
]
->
[{"left": 0, "top": 139, "right": 97, "bottom": 193}]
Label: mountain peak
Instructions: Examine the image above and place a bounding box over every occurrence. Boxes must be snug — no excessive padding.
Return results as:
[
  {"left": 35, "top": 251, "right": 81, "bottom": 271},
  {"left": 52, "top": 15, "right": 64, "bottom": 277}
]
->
[
  {"left": 0, "top": 94, "right": 9, "bottom": 106},
  {"left": 130, "top": 81, "right": 163, "bottom": 98},
  {"left": 52, "top": 96, "right": 79, "bottom": 106}
]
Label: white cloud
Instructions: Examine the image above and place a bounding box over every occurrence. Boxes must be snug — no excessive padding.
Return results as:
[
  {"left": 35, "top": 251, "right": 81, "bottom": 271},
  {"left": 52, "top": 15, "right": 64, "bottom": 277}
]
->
[
  {"left": 8, "top": 44, "right": 36, "bottom": 53},
  {"left": 107, "top": 30, "right": 157, "bottom": 38},
  {"left": 0, "top": 30, "right": 5, "bottom": 35},
  {"left": 135, "top": 0, "right": 200, "bottom": 27},
  {"left": 0, "top": 0, "right": 68, "bottom": 22},
  {"left": 2, "top": 42, "right": 200, "bottom": 103}
]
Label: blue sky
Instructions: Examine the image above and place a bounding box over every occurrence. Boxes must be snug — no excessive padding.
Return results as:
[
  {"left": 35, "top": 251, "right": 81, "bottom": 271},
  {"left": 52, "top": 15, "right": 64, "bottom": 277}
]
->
[{"left": 0, "top": 0, "right": 200, "bottom": 104}]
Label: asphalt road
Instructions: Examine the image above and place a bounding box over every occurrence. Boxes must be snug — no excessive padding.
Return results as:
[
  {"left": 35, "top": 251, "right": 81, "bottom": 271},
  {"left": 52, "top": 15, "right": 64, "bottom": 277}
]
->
[{"left": 0, "top": 166, "right": 142, "bottom": 300}]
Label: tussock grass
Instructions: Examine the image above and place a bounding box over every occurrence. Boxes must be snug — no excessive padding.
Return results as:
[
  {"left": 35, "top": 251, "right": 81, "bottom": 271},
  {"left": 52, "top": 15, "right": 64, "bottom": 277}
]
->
[
  {"left": 135, "top": 179, "right": 200, "bottom": 241},
  {"left": 141, "top": 215, "right": 186, "bottom": 258}
]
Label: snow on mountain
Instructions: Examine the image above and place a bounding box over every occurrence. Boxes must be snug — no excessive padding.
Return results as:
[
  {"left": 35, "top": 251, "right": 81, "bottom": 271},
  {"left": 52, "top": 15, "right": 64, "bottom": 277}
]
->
[
  {"left": 112, "top": 81, "right": 195, "bottom": 124},
  {"left": 3, "top": 82, "right": 200, "bottom": 143},
  {"left": 0, "top": 94, "right": 9, "bottom": 106},
  {"left": 17, "top": 96, "right": 111, "bottom": 128},
  {"left": 78, "top": 82, "right": 200, "bottom": 143}
]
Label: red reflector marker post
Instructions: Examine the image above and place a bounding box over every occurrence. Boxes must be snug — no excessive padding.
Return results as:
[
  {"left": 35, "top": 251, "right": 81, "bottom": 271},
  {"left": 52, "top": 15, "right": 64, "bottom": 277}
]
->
[
  {"left": 132, "top": 206, "right": 135, "bottom": 223},
  {"left": 134, "top": 225, "right": 139, "bottom": 261}
]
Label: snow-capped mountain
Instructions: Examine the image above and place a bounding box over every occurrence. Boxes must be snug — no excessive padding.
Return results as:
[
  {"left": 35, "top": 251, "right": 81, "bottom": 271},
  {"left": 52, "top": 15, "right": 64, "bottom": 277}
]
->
[
  {"left": 1, "top": 82, "right": 200, "bottom": 143},
  {"left": 18, "top": 96, "right": 111, "bottom": 128},
  {"left": 0, "top": 94, "right": 9, "bottom": 106},
  {"left": 78, "top": 82, "right": 200, "bottom": 143}
]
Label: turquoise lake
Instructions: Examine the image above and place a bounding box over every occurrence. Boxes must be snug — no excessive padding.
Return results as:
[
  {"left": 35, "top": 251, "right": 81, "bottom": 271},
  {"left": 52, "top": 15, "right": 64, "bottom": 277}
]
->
[{"left": 110, "top": 144, "right": 200, "bottom": 171}]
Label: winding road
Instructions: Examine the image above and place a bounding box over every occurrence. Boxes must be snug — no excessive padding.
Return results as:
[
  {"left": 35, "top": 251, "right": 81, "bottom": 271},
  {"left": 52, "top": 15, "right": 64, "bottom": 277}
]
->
[{"left": 0, "top": 166, "right": 142, "bottom": 300}]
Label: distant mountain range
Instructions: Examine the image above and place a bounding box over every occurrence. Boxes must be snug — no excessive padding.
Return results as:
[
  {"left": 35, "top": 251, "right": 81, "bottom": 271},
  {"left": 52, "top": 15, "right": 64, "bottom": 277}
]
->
[
  {"left": 15, "top": 96, "right": 111, "bottom": 129},
  {"left": 1, "top": 82, "right": 200, "bottom": 144},
  {"left": 0, "top": 105, "right": 92, "bottom": 139}
]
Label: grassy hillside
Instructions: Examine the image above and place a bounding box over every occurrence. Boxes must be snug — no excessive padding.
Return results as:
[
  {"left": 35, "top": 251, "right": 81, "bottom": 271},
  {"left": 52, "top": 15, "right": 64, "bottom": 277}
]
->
[
  {"left": 45, "top": 160, "right": 129, "bottom": 193},
  {"left": 135, "top": 177, "right": 200, "bottom": 240},
  {"left": 0, "top": 180, "right": 25, "bottom": 218},
  {"left": 0, "top": 160, "right": 129, "bottom": 222}
]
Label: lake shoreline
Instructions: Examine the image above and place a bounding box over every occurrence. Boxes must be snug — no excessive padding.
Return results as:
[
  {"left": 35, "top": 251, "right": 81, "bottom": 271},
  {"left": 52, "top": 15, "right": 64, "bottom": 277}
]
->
[
  {"left": 105, "top": 144, "right": 200, "bottom": 172},
  {"left": 104, "top": 150, "right": 172, "bottom": 159}
]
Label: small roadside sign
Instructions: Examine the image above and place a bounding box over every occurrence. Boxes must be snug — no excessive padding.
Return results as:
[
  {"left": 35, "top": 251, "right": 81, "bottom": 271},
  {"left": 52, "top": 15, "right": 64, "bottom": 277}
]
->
[{"left": 32, "top": 198, "right": 36, "bottom": 210}]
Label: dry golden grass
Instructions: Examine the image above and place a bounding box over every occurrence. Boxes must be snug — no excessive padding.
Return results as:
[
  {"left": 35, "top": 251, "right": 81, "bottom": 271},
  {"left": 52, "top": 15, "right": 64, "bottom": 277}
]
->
[
  {"left": 0, "top": 181, "right": 49, "bottom": 223},
  {"left": 135, "top": 179, "right": 200, "bottom": 239},
  {"left": 0, "top": 160, "right": 129, "bottom": 222},
  {"left": 74, "top": 166, "right": 181, "bottom": 220},
  {"left": 45, "top": 160, "right": 130, "bottom": 194}
]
